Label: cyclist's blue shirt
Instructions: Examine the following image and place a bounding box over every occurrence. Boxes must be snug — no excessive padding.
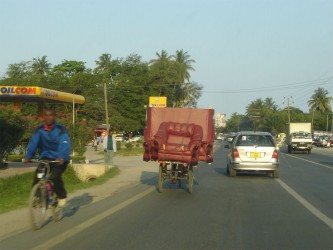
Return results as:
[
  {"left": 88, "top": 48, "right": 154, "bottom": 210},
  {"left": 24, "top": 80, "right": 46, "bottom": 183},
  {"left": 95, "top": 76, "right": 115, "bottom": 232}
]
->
[{"left": 25, "top": 122, "right": 71, "bottom": 162}]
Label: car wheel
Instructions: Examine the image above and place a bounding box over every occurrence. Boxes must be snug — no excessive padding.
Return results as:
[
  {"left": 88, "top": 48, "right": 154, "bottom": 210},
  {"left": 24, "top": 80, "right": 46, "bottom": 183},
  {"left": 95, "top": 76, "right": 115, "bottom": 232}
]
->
[
  {"left": 229, "top": 167, "right": 236, "bottom": 177},
  {"left": 273, "top": 169, "right": 280, "bottom": 178}
]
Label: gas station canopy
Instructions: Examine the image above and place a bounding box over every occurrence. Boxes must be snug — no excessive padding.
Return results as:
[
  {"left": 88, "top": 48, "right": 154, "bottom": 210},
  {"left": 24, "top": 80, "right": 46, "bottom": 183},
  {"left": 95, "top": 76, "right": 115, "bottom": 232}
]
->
[{"left": 0, "top": 86, "right": 85, "bottom": 104}]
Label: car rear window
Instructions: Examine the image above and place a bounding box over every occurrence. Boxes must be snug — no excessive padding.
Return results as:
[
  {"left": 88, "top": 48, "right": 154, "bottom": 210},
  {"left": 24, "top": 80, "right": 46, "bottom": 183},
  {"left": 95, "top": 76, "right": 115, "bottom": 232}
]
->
[{"left": 236, "top": 135, "right": 275, "bottom": 147}]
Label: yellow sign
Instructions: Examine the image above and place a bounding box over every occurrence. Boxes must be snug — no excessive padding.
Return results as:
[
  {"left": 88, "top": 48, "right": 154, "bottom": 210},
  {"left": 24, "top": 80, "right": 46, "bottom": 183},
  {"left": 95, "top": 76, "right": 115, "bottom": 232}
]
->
[
  {"left": 149, "top": 96, "right": 167, "bottom": 108},
  {"left": 0, "top": 86, "right": 85, "bottom": 104},
  {"left": 0, "top": 86, "right": 40, "bottom": 95}
]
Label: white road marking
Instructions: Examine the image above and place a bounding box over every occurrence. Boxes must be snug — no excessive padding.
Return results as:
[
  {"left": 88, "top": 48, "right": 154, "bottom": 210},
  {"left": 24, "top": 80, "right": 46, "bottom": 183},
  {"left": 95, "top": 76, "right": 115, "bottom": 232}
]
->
[
  {"left": 32, "top": 187, "right": 155, "bottom": 250},
  {"left": 276, "top": 179, "right": 333, "bottom": 230},
  {"left": 282, "top": 153, "right": 333, "bottom": 170}
]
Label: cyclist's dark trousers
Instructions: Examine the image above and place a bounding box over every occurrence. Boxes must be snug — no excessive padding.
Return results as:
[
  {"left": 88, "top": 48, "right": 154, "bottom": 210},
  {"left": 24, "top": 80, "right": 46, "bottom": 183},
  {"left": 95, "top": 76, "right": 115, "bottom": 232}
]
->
[{"left": 33, "top": 162, "right": 68, "bottom": 199}]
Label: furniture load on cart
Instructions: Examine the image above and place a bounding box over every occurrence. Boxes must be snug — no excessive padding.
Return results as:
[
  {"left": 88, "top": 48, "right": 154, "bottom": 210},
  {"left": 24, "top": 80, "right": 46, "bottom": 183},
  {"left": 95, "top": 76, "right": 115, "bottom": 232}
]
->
[{"left": 143, "top": 107, "right": 215, "bottom": 193}]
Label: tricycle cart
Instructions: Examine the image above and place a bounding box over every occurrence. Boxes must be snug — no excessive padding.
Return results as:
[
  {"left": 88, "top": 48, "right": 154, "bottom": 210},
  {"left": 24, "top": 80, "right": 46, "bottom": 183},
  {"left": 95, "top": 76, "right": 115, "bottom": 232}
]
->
[
  {"left": 158, "top": 161, "right": 194, "bottom": 193},
  {"left": 143, "top": 107, "right": 215, "bottom": 194}
]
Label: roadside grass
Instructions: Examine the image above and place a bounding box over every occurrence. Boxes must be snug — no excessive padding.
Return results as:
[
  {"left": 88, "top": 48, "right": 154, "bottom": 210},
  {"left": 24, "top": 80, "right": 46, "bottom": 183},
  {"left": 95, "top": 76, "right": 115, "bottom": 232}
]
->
[
  {"left": 97, "top": 147, "right": 143, "bottom": 157},
  {"left": 0, "top": 166, "right": 119, "bottom": 214},
  {"left": 116, "top": 147, "right": 143, "bottom": 157}
]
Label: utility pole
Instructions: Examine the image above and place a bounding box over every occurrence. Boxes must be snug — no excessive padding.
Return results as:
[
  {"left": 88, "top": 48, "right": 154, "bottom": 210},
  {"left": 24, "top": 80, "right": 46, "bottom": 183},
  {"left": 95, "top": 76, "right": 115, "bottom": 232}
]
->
[
  {"left": 104, "top": 77, "right": 109, "bottom": 132},
  {"left": 283, "top": 97, "right": 293, "bottom": 123}
]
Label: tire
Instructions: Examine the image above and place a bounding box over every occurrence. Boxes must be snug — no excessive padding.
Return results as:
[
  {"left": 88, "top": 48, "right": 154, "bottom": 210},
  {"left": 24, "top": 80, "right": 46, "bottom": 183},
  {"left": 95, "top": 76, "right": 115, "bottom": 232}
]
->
[
  {"left": 178, "top": 179, "right": 182, "bottom": 188},
  {"left": 29, "top": 183, "right": 47, "bottom": 230},
  {"left": 229, "top": 167, "right": 237, "bottom": 177},
  {"left": 273, "top": 169, "right": 280, "bottom": 178},
  {"left": 52, "top": 195, "right": 64, "bottom": 222},
  {"left": 158, "top": 165, "right": 164, "bottom": 193},
  {"left": 188, "top": 168, "right": 194, "bottom": 194}
]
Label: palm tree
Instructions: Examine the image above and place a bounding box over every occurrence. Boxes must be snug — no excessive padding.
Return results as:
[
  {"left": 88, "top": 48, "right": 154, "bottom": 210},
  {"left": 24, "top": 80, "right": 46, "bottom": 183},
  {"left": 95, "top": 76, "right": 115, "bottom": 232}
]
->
[
  {"left": 150, "top": 50, "right": 172, "bottom": 69},
  {"left": 181, "top": 82, "right": 202, "bottom": 108},
  {"left": 246, "top": 99, "right": 264, "bottom": 131},
  {"left": 173, "top": 49, "right": 195, "bottom": 84},
  {"left": 95, "top": 53, "right": 113, "bottom": 129},
  {"left": 95, "top": 53, "right": 112, "bottom": 74},
  {"left": 264, "top": 97, "right": 278, "bottom": 112},
  {"left": 32, "top": 56, "right": 51, "bottom": 75},
  {"left": 308, "top": 88, "right": 333, "bottom": 128}
]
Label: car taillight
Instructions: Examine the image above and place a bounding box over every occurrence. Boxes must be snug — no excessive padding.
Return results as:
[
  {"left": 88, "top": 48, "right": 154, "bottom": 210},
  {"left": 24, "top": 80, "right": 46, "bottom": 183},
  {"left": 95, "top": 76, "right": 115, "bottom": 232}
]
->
[
  {"left": 233, "top": 149, "right": 239, "bottom": 159},
  {"left": 272, "top": 149, "right": 278, "bottom": 159}
]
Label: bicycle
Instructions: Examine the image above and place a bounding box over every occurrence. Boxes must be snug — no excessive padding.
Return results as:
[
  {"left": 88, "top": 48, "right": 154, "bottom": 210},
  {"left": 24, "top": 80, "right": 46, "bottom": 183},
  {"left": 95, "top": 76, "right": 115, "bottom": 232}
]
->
[{"left": 28, "top": 160, "right": 64, "bottom": 230}]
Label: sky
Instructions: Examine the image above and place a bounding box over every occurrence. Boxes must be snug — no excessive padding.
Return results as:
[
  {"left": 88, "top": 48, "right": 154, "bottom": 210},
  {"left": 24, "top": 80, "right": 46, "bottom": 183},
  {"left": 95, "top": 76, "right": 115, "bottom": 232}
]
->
[{"left": 0, "top": 0, "right": 332, "bottom": 117}]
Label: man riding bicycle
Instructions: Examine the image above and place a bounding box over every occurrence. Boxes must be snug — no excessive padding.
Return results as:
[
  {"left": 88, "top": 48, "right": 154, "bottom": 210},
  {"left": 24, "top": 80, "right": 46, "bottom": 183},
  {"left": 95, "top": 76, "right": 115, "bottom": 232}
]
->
[{"left": 24, "top": 109, "right": 71, "bottom": 207}]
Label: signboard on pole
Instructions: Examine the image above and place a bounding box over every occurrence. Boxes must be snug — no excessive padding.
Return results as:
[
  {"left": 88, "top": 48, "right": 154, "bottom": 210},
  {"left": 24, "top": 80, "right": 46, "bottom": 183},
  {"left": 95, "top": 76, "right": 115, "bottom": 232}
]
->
[{"left": 149, "top": 96, "right": 167, "bottom": 108}]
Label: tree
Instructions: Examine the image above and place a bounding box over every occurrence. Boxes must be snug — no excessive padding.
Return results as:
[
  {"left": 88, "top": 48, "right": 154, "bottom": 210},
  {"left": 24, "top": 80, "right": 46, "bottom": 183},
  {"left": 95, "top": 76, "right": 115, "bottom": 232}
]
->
[
  {"left": 0, "top": 106, "right": 25, "bottom": 165},
  {"left": 6, "top": 61, "right": 31, "bottom": 79},
  {"left": 53, "top": 60, "right": 86, "bottom": 76},
  {"left": 173, "top": 49, "right": 195, "bottom": 84},
  {"left": 308, "top": 88, "right": 333, "bottom": 128},
  {"left": 180, "top": 82, "right": 203, "bottom": 108},
  {"left": 32, "top": 56, "right": 51, "bottom": 76},
  {"left": 95, "top": 53, "right": 113, "bottom": 128}
]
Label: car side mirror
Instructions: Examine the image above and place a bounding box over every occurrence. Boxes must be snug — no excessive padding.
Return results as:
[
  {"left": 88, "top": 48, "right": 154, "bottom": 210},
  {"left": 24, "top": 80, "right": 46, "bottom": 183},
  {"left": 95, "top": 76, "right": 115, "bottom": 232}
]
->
[{"left": 224, "top": 144, "right": 230, "bottom": 149}]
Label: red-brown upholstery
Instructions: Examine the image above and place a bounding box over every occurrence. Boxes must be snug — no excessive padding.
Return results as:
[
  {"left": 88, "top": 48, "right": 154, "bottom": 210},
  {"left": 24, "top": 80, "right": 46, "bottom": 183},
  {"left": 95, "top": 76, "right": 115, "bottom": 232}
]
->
[{"left": 151, "top": 122, "right": 203, "bottom": 164}]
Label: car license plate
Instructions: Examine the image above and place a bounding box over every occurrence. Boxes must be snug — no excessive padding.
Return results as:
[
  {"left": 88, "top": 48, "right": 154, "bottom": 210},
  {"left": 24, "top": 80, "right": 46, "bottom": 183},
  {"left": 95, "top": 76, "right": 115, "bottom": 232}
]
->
[{"left": 250, "top": 152, "right": 262, "bottom": 158}]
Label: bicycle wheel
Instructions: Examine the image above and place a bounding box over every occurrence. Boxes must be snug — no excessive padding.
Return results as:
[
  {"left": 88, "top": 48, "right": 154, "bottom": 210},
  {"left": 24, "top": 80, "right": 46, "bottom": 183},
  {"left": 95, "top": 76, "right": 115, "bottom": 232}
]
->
[
  {"left": 29, "top": 183, "right": 47, "bottom": 230},
  {"left": 52, "top": 195, "right": 64, "bottom": 222}
]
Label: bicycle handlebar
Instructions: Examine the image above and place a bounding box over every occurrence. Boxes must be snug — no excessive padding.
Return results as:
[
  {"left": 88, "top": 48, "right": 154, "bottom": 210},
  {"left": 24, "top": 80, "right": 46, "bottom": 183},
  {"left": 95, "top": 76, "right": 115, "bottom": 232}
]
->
[{"left": 27, "top": 159, "right": 61, "bottom": 164}]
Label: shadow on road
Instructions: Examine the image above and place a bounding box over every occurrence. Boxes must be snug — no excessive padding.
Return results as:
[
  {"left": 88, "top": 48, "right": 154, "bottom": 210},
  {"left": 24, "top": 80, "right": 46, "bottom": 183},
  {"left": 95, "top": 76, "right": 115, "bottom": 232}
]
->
[
  {"left": 64, "top": 193, "right": 94, "bottom": 217},
  {"left": 140, "top": 170, "right": 199, "bottom": 193}
]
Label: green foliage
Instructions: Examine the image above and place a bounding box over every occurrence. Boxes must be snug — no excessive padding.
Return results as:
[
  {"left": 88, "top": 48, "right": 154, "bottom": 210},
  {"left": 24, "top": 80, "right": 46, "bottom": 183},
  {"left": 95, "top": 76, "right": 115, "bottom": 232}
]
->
[
  {"left": 57, "top": 113, "right": 96, "bottom": 156},
  {"left": 0, "top": 166, "right": 119, "bottom": 213},
  {"left": 70, "top": 155, "right": 86, "bottom": 163},
  {"left": 5, "top": 154, "right": 24, "bottom": 162},
  {"left": 1, "top": 50, "right": 202, "bottom": 135},
  {"left": 125, "top": 142, "right": 133, "bottom": 150},
  {"left": 226, "top": 94, "right": 331, "bottom": 134},
  {"left": 0, "top": 106, "right": 25, "bottom": 162}
]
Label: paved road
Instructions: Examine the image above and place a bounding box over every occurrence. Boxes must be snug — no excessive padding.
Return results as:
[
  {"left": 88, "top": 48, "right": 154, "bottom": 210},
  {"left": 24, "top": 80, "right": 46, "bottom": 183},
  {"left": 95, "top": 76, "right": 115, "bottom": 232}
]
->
[{"left": 1, "top": 144, "right": 333, "bottom": 249}]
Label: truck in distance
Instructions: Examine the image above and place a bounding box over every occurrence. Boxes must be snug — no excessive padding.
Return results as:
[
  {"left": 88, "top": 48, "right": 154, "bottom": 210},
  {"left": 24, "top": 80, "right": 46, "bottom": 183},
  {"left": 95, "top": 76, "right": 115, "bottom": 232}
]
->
[{"left": 286, "top": 123, "right": 313, "bottom": 154}]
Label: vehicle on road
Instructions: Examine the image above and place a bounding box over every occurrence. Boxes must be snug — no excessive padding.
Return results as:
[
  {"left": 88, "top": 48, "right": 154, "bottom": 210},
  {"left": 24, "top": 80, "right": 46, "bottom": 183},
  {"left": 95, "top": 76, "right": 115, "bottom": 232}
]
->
[
  {"left": 227, "top": 132, "right": 237, "bottom": 143},
  {"left": 286, "top": 123, "right": 312, "bottom": 154},
  {"left": 143, "top": 107, "right": 215, "bottom": 193},
  {"left": 129, "top": 135, "right": 143, "bottom": 142},
  {"left": 115, "top": 133, "right": 124, "bottom": 142},
  {"left": 225, "top": 132, "right": 279, "bottom": 178},
  {"left": 317, "top": 136, "right": 332, "bottom": 148},
  {"left": 216, "top": 133, "right": 224, "bottom": 142},
  {"left": 29, "top": 160, "right": 63, "bottom": 230}
]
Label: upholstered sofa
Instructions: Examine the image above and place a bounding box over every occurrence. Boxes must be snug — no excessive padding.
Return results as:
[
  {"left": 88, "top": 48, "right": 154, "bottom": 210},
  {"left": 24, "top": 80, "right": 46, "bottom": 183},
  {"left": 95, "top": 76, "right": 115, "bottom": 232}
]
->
[{"left": 144, "top": 122, "right": 203, "bottom": 164}]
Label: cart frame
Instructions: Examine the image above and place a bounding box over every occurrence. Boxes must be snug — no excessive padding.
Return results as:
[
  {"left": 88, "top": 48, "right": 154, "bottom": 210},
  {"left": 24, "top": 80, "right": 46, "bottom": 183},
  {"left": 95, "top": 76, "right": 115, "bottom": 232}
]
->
[{"left": 157, "top": 161, "right": 194, "bottom": 194}]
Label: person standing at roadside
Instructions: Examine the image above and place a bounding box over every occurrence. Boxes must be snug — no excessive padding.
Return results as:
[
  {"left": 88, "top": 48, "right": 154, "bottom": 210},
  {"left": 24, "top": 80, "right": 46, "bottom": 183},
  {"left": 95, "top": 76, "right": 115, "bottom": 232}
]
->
[{"left": 103, "top": 130, "right": 117, "bottom": 166}]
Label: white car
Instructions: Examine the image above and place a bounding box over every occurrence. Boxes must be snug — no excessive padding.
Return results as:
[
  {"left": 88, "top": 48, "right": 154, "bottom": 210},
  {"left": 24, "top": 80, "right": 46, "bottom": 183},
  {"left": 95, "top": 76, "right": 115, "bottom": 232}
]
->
[
  {"left": 129, "top": 135, "right": 143, "bottom": 142},
  {"left": 115, "top": 134, "right": 124, "bottom": 142}
]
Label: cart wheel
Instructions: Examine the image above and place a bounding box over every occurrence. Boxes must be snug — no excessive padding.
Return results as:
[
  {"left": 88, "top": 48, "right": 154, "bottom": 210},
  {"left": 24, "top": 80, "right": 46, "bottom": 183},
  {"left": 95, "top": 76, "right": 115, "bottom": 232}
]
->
[
  {"left": 158, "top": 165, "right": 164, "bottom": 193},
  {"left": 188, "top": 168, "right": 194, "bottom": 194}
]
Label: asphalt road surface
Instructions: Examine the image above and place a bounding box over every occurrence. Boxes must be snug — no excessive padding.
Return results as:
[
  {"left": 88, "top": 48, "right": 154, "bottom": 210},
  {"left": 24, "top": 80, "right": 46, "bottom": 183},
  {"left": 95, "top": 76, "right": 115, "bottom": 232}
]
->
[{"left": 1, "top": 144, "right": 333, "bottom": 249}]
